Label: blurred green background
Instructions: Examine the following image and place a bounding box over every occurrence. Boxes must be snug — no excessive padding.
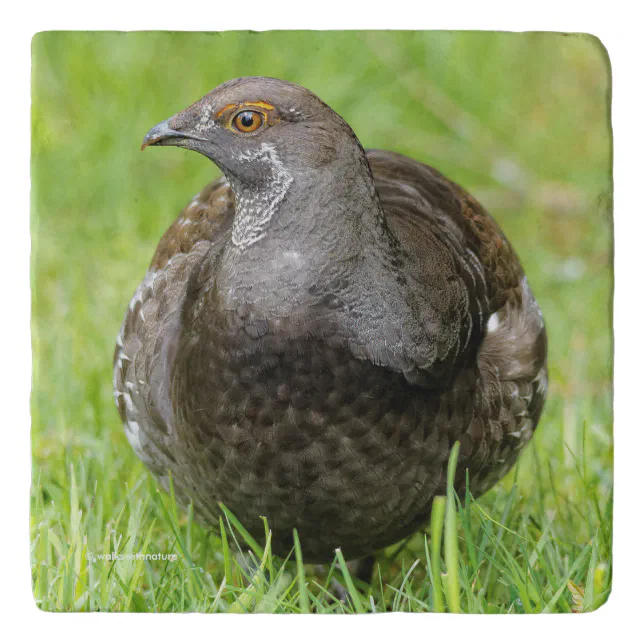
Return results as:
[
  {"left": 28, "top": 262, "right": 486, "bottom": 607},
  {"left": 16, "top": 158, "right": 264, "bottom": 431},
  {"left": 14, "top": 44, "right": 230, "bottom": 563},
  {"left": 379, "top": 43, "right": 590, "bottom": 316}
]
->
[{"left": 31, "top": 31, "right": 612, "bottom": 612}]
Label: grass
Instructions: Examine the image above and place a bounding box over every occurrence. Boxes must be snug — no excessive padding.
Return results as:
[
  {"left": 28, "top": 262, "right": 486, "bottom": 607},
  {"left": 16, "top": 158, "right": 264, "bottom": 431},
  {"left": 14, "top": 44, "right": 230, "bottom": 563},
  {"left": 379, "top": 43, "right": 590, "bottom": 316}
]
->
[{"left": 31, "top": 31, "right": 612, "bottom": 612}]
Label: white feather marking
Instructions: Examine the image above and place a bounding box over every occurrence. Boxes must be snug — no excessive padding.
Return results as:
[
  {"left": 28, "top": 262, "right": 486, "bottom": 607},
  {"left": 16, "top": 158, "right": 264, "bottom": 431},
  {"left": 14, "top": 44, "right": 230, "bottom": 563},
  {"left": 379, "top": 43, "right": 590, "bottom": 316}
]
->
[
  {"left": 125, "top": 419, "right": 142, "bottom": 453},
  {"left": 487, "top": 312, "right": 500, "bottom": 333},
  {"left": 123, "top": 391, "right": 135, "bottom": 414},
  {"left": 534, "top": 367, "right": 548, "bottom": 395},
  {"left": 230, "top": 143, "right": 293, "bottom": 249}
]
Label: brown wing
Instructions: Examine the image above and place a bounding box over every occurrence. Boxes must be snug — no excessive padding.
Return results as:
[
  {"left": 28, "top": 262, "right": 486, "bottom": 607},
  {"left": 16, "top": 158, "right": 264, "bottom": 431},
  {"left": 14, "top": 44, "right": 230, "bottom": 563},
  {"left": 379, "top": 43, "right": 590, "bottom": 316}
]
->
[
  {"left": 367, "top": 149, "right": 524, "bottom": 316},
  {"left": 367, "top": 150, "right": 547, "bottom": 492},
  {"left": 113, "top": 177, "right": 234, "bottom": 482}
]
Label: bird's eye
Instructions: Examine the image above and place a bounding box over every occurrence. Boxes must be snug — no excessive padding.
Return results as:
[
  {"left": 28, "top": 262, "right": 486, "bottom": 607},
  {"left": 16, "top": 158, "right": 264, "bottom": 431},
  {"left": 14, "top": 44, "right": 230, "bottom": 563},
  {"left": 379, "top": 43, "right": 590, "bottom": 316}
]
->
[{"left": 232, "top": 110, "right": 264, "bottom": 134}]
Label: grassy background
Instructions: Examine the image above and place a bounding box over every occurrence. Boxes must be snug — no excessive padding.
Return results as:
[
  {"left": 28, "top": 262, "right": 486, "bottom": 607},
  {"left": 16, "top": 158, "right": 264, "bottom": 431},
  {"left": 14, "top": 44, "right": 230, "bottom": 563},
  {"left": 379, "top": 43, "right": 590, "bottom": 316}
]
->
[{"left": 31, "top": 31, "right": 612, "bottom": 612}]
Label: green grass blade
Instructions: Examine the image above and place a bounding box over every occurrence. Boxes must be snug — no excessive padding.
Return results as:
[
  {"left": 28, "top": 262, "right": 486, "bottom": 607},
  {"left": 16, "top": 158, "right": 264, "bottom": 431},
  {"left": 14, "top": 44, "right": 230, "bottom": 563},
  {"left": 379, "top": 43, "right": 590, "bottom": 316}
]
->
[
  {"left": 429, "top": 495, "right": 446, "bottom": 612},
  {"left": 219, "top": 517, "right": 232, "bottom": 589},
  {"left": 543, "top": 543, "right": 592, "bottom": 613},
  {"left": 444, "top": 441, "right": 461, "bottom": 613},
  {"left": 219, "top": 503, "right": 263, "bottom": 559},
  {"left": 335, "top": 548, "right": 366, "bottom": 613},
  {"left": 292, "top": 529, "right": 310, "bottom": 614}
]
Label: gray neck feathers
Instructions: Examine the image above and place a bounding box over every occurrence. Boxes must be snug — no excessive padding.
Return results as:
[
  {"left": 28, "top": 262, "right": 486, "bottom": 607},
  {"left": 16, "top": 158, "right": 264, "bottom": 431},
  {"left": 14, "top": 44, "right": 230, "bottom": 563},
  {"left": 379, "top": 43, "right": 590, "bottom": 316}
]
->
[
  {"left": 218, "top": 140, "right": 392, "bottom": 315},
  {"left": 231, "top": 144, "right": 385, "bottom": 251}
]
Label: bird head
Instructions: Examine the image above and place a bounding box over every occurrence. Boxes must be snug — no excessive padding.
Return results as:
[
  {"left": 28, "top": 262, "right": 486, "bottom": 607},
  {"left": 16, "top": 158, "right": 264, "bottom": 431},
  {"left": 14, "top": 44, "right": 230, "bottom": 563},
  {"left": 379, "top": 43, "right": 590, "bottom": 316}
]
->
[
  {"left": 142, "top": 77, "right": 363, "bottom": 187},
  {"left": 142, "top": 77, "right": 382, "bottom": 249}
]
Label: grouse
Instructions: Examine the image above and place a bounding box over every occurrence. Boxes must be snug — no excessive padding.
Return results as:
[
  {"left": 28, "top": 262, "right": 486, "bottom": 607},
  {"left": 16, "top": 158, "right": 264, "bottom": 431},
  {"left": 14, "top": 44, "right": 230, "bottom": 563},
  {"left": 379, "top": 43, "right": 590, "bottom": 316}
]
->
[{"left": 114, "top": 77, "right": 547, "bottom": 565}]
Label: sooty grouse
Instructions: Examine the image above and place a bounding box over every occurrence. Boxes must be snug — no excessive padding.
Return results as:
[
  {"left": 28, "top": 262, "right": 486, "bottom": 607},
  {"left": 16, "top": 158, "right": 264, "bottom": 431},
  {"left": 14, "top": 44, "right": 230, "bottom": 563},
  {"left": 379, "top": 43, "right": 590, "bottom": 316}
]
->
[{"left": 114, "top": 77, "right": 547, "bottom": 564}]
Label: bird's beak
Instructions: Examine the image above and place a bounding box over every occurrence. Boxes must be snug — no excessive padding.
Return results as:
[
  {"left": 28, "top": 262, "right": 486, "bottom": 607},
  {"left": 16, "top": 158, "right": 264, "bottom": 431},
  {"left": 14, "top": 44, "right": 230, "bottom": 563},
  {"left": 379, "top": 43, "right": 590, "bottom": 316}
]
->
[
  {"left": 141, "top": 118, "right": 208, "bottom": 151},
  {"left": 141, "top": 119, "right": 183, "bottom": 150}
]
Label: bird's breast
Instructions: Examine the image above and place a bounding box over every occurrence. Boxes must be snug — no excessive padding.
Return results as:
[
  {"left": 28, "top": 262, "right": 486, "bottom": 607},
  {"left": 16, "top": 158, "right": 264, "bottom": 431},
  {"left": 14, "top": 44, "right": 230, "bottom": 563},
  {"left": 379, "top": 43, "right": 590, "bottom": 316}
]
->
[{"left": 170, "top": 318, "right": 453, "bottom": 560}]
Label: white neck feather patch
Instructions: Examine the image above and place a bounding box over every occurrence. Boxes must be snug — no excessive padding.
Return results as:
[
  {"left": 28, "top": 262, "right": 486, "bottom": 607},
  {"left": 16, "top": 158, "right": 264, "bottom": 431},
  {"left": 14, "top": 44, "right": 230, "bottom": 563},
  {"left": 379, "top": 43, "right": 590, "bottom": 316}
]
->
[{"left": 230, "top": 143, "right": 293, "bottom": 249}]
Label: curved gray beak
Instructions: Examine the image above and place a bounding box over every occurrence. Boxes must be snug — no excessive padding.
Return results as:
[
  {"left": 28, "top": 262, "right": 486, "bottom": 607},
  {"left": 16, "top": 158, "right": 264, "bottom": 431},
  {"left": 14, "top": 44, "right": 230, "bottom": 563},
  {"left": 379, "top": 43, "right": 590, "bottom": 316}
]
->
[{"left": 141, "top": 119, "right": 190, "bottom": 151}]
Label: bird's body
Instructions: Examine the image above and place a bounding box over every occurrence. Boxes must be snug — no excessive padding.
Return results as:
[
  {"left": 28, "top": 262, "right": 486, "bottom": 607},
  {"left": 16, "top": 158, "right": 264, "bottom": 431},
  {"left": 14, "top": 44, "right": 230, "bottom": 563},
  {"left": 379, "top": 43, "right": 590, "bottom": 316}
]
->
[{"left": 114, "top": 78, "right": 547, "bottom": 562}]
